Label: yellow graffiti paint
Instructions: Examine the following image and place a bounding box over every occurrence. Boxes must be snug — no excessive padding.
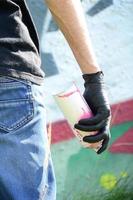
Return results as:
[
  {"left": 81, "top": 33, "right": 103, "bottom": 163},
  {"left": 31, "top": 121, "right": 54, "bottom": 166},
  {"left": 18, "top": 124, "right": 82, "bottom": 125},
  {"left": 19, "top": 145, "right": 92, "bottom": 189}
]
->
[
  {"left": 100, "top": 173, "right": 117, "bottom": 190},
  {"left": 120, "top": 171, "right": 128, "bottom": 178}
]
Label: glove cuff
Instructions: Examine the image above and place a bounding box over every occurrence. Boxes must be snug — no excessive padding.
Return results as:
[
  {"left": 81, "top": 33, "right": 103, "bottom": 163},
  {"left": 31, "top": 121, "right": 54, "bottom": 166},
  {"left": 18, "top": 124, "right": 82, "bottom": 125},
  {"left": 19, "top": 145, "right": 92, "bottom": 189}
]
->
[{"left": 82, "top": 71, "right": 104, "bottom": 84}]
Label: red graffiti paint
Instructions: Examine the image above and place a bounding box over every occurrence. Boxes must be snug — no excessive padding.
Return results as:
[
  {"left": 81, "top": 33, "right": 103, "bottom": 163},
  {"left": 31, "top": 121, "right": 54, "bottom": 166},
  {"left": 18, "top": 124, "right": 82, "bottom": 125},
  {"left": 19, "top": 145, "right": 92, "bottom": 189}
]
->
[
  {"left": 48, "top": 99, "right": 133, "bottom": 145},
  {"left": 109, "top": 127, "right": 133, "bottom": 154}
]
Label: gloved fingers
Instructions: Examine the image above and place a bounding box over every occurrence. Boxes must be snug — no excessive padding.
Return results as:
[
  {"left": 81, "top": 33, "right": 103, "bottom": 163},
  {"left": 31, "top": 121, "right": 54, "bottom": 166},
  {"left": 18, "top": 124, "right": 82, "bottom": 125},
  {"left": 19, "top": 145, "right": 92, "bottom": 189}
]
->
[
  {"left": 97, "top": 134, "right": 110, "bottom": 154},
  {"left": 78, "top": 113, "right": 105, "bottom": 125},
  {"left": 74, "top": 119, "right": 107, "bottom": 132},
  {"left": 82, "top": 130, "right": 107, "bottom": 143},
  {"left": 78, "top": 108, "right": 110, "bottom": 126}
]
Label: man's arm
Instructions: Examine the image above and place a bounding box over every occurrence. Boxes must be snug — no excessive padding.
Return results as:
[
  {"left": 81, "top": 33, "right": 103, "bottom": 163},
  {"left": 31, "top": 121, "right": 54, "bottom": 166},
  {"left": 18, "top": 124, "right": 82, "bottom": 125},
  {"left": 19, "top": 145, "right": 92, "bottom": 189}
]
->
[
  {"left": 44, "top": 0, "right": 100, "bottom": 74},
  {"left": 44, "top": 0, "right": 111, "bottom": 154}
]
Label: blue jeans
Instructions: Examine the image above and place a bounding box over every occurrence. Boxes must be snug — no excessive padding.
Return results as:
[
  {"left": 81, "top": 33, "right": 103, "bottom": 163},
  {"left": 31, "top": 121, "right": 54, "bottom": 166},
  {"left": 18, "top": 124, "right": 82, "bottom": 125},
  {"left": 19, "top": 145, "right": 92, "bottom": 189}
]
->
[{"left": 0, "top": 76, "right": 56, "bottom": 200}]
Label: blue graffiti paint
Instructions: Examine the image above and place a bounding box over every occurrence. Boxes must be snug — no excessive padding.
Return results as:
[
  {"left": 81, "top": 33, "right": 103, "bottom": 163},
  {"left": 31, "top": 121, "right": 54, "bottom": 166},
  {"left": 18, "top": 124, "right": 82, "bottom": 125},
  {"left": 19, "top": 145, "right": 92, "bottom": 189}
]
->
[{"left": 87, "top": 0, "right": 113, "bottom": 16}]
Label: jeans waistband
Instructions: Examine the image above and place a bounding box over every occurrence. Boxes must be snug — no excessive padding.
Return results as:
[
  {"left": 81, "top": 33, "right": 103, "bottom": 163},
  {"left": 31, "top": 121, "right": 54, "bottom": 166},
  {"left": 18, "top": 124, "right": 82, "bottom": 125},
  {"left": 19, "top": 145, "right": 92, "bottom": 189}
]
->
[{"left": 0, "top": 75, "right": 32, "bottom": 86}]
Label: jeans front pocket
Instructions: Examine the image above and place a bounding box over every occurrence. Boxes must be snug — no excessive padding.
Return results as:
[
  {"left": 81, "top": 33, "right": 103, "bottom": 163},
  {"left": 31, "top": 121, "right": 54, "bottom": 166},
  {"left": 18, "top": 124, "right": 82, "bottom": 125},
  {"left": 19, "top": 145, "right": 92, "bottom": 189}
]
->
[{"left": 0, "top": 77, "right": 34, "bottom": 133}]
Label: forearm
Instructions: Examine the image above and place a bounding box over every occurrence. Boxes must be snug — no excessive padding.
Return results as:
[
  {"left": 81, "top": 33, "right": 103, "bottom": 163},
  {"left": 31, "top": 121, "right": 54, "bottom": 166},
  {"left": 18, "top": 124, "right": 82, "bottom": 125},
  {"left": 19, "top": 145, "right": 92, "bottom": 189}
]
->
[{"left": 44, "top": 0, "right": 101, "bottom": 74}]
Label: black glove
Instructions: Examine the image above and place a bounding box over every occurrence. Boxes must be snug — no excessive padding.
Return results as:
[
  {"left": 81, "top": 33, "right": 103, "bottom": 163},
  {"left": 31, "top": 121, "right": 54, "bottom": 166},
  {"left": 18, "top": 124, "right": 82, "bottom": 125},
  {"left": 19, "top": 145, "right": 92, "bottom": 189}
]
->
[{"left": 74, "top": 71, "right": 111, "bottom": 154}]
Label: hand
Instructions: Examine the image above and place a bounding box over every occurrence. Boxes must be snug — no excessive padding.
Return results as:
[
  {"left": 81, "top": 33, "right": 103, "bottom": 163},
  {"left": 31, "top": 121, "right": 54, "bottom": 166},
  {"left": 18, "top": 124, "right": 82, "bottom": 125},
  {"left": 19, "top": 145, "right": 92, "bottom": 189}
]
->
[{"left": 74, "top": 71, "right": 111, "bottom": 154}]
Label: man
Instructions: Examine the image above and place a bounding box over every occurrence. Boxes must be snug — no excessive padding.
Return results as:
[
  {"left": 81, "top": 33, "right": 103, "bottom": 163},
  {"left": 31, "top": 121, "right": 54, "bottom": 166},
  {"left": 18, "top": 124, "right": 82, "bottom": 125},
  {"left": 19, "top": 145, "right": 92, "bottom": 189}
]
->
[{"left": 0, "top": 0, "right": 111, "bottom": 199}]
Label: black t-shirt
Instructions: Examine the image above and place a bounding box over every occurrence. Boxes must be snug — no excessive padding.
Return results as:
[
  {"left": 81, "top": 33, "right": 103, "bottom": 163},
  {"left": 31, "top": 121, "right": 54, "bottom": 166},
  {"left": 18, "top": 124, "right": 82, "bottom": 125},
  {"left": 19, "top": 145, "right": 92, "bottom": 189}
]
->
[{"left": 0, "top": 0, "right": 45, "bottom": 85}]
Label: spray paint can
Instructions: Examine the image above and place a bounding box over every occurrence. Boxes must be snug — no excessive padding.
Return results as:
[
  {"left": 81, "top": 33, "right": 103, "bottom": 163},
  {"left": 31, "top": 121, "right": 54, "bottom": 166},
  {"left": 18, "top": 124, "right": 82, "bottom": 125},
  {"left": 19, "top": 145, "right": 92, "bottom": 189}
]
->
[{"left": 53, "top": 82, "right": 102, "bottom": 151}]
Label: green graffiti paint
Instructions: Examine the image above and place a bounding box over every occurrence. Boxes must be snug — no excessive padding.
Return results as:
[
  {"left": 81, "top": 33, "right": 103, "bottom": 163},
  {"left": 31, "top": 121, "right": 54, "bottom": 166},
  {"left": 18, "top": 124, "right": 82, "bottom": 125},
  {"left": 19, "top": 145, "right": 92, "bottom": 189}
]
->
[{"left": 51, "top": 121, "right": 133, "bottom": 200}]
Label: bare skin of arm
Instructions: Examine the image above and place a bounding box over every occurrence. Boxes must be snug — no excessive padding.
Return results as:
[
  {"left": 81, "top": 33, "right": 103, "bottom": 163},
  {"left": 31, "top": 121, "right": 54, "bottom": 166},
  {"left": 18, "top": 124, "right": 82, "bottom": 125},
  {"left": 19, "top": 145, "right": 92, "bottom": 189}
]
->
[{"left": 44, "top": 0, "right": 101, "bottom": 74}]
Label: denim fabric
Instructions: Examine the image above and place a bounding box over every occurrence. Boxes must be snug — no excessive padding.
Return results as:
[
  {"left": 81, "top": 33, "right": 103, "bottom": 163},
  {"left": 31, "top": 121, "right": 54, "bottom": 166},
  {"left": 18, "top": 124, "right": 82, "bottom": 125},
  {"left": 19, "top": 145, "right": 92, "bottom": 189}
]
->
[{"left": 0, "top": 76, "right": 56, "bottom": 200}]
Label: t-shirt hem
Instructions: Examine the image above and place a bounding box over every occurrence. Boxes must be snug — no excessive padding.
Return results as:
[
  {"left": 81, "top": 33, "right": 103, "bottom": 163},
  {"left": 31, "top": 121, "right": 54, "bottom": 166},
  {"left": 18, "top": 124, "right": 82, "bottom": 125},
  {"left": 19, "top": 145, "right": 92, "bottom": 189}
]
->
[{"left": 0, "top": 68, "right": 45, "bottom": 85}]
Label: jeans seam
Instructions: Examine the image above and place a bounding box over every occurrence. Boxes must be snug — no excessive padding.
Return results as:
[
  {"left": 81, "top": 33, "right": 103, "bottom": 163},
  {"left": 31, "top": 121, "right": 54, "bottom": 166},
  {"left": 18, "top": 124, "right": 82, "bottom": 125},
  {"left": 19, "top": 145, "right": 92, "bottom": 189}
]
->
[
  {"left": 13, "top": 84, "right": 34, "bottom": 131},
  {"left": 39, "top": 185, "right": 49, "bottom": 200}
]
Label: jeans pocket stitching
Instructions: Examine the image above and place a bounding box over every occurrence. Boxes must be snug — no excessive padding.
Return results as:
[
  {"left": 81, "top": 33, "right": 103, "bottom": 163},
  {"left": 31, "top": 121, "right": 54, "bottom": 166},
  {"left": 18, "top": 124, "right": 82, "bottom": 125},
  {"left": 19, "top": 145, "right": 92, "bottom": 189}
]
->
[
  {"left": 0, "top": 83, "right": 34, "bottom": 133},
  {"left": 11, "top": 101, "right": 34, "bottom": 131},
  {"left": 0, "top": 100, "right": 34, "bottom": 133}
]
